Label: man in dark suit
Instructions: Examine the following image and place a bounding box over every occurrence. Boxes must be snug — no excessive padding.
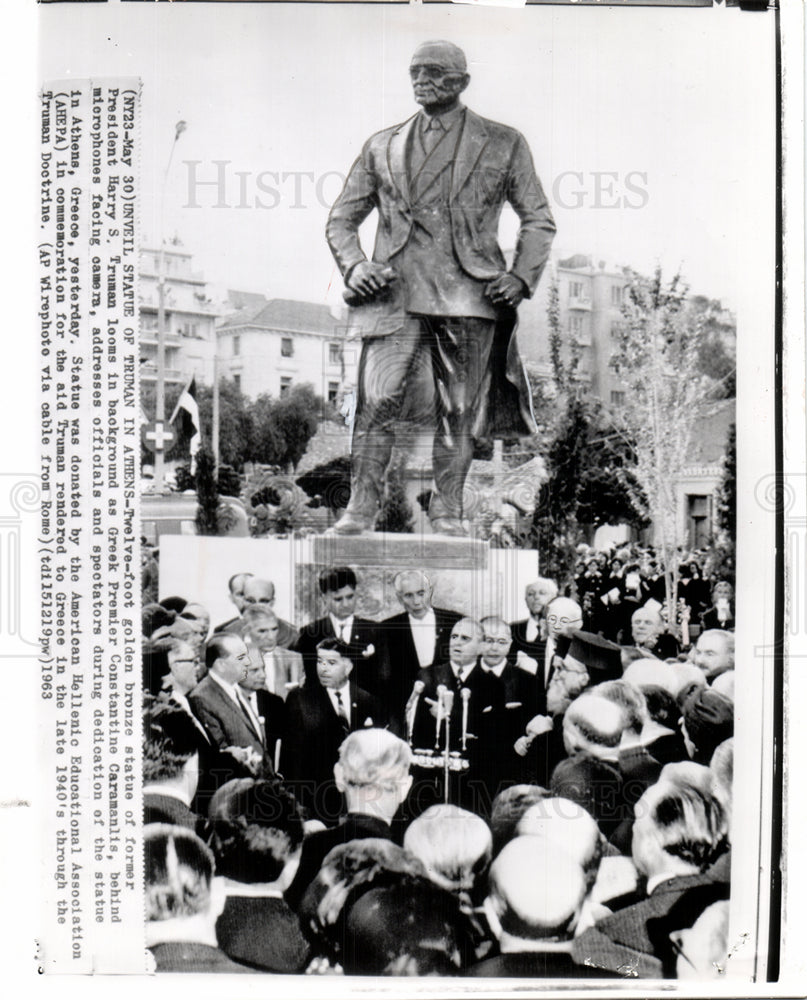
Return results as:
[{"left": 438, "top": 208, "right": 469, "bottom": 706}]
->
[
  {"left": 238, "top": 658, "right": 286, "bottom": 773},
  {"left": 221, "top": 575, "right": 298, "bottom": 650},
  {"left": 143, "top": 700, "right": 202, "bottom": 831},
  {"left": 145, "top": 825, "right": 251, "bottom": 973},
  {"left": 212, "top": 571, "right": 253, "bottom": 633},
  {"left": 285, "top": 728, "right": 411, "bottom": 910},
  {"left": 478, "top": 615, "right": 550, "bottom": 790},
  {"left": 509, "top": 577, "right": 558, "bottom": 668},
  {"left": 621, "top": 605, "right": 680, "bottom": 659},
  {"left": 326, "top": 40, "right": 555, "bottom": 536},
  {"left": 294, "top": 566, "right": 380, "bottom": 693},
  {"left": 241, "top": 606, "right": 303, "bottom": 699},
  {"left": 410, "top": 617, "right": 504, "bottom": 815},
  {"left": 376, "top": 569, "right": 462, "bottom": 732},
  {"left": 189, "top": 634, "right": 274, "bottom": 778},
  {"left": 281, "top": 638, "right": 384, "bottom": 823},
  {"left": 571, "top": 781, "right": 730, "bottom": 978}
]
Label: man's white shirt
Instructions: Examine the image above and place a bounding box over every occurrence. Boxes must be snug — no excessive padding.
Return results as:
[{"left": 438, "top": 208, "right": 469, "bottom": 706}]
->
[
  {"left": 525, "top": 617, "right": 541, "bottom": 643},
  {"left": 409, "top": 609, "right": 437, "bottom": 666},
  {"left": 481, "top": 659, "right": 507, "bottom": 678},
  {"left": 330, "top": 614, "right": 354, "bottom": 644},
  {"left": 327, "top": 683, "right": 352, "bottom": 725}
]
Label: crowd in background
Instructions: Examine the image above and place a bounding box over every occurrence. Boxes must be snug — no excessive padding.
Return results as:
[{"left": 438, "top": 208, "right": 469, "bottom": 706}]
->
[{"left": 141, "top": 547, "right": 735, "bottom": 978}]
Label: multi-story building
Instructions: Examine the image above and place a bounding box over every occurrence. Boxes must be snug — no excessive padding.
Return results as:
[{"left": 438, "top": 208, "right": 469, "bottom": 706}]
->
[
  {"left": 216, "top": 299, "right": 350, "bottom": 401},
  {"left": 518, "top": 253, "right": 630, "bottom": 404},
  {"left": 138, "top": 245, "right": 220, "bottom": 387}
]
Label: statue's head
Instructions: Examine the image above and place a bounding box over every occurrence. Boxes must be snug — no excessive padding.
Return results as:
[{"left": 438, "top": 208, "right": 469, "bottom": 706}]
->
[{"left": 409, "top": 41, "right": 469, "bottom": 113}]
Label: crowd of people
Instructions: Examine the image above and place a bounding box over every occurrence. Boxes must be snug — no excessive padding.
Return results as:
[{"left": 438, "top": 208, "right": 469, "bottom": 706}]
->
[{"left": 141, "top": 554, "right": 735, "bottom": 978}]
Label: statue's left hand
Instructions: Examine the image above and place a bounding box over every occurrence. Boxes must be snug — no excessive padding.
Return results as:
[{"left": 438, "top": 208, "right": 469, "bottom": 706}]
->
[{"left": 485, "top": 273, "right": 527, "bottom": 308}]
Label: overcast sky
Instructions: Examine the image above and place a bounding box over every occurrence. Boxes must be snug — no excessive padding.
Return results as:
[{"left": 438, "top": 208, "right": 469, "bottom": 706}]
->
[{"left": 39, "top": 2, "right": 776, "bottom": 313}]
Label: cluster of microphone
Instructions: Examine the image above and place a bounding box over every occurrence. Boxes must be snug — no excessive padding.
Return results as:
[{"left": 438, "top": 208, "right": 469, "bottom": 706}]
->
[{"left": 405, "top": 680, "right": 472, "bottom": 753}]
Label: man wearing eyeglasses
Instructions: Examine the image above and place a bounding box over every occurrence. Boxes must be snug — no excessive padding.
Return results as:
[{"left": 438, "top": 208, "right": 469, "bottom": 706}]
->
[
  {"left": 479, "top": 616, "right": 550, "bottom": 788},
  {"left": 543, "top": 597, "right": 584, "bottom": 689}
]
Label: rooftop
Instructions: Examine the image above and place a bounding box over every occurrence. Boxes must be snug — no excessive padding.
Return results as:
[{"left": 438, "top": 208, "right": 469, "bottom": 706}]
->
[{"left": 219, "top": 297, "right": 341, "bottom": 335}]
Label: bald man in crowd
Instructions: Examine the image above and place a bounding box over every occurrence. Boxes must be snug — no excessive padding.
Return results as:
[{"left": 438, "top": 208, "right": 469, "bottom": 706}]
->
[
  {"left": 622, "top": 605, "right": 680, "bottom": 659},
  {"left": 468, "top": 839, "right": 619, "bottom": 978},
  {"left": 550, "top": 694, "right": 627, "bottom": 841},
  {"left": 690, "top": 629, "right": 734, "bottom": 681}
]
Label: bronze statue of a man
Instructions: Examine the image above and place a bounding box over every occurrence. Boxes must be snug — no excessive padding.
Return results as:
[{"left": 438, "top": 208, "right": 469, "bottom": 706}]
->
[{"left": 326, "top": 40, "right": 555, "bottom": 536}]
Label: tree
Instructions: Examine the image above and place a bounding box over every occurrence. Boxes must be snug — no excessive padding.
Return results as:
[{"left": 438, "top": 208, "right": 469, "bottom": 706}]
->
[
  {"left": 375, "top": 466, "right": 415, "bottom": 533},
  {"left": 530, "top": 397, "right": 648, "bottom": 586},
  {"left": 250, "top": 384, "right": 324, "bottom": 471},
  {"left": 194, "top": 446, "right": 220, "bottom": 535},
  {"left": 296, "top": 456, "right": 352, "bottom": 513},
  {"left": 609, "top": 267, "right": 719, "bottom": 622},
  {"left": 267, "top": 384, "right": 323, "bottom": 470},
  {"left": 705, "top": 422, "right": 736, "bottom": 584},
  {"left": 196, "top": 378, "right": 255, "bottom": 470}
]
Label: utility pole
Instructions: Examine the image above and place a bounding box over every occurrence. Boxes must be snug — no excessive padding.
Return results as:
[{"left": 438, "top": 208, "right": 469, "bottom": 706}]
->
[{"left": 152, "top": 121, "right": 187, "bottom": 490}]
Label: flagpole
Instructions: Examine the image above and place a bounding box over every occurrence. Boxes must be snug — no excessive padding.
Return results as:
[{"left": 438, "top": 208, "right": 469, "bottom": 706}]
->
[
  {"left": 212, "top": 354, "right": 220, "bottom": 474},
  {"left": 153, "top": 120, "right": 187, "bottom": 490}
]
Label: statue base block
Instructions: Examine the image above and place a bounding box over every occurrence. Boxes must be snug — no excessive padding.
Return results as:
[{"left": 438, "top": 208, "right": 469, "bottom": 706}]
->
[
  {"left": 296, "top": 531, "right": 537, "bottom": 624},
  {"left": 310, "top": 531, "right": 488, "bottom": 571}
]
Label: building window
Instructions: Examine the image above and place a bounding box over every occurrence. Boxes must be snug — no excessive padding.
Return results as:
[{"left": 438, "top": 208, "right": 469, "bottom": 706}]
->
[
  {"left": 611, "top": 285, "right": 624, "bottom": 307},
  {"left": 610, "top": 321, "right": 623, "bottom": 340},
  {"left": 610, "top": 390, "right": 625, "bottom": 406},
  {"left": 328, "top": 342, "right": 342, "bottom": 365},
  {"left": 233, "top": 373, "right": 241, "bottom": 392},
  {"left": 281, "top": 337, "right": 294, "bottom": 357},
  {"left": 232, "top": 335, "right": 240, "bottom": 357},
  {"left": 569, "top": 315, "right": 584, "bottom": 339},
  {"left": 327, "top": 381, "right": 340, "bottom": 403},
  {"left": 569, "top": 281, "right": 584, "bottom": 300},
  {"left": 280, "top": 376, "right": 292, "bottom": 396}
]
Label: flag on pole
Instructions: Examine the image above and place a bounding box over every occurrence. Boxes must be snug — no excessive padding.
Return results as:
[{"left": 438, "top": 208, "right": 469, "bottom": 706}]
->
[{"left": 170, "top": 376, "right": 201, "bottom": 473}]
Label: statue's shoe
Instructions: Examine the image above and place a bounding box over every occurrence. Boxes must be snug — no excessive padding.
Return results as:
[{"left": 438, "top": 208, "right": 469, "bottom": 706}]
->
[
  {"left": 429, "top": 517, "right": 468, "bottom": 537},
  {"left": 327, "top": 512, "right": 374, "bottom": 535}
]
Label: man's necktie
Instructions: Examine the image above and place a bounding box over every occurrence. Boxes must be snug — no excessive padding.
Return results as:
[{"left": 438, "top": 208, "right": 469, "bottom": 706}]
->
[
  {"left": 422, "top": 116, "right": 444, "bottom": 153},
  {"left": 334, "top": 690, "right": 350, "bottom": 735},
  {"left": 237, "top": 691, "right": 263, "bottom": 744}
]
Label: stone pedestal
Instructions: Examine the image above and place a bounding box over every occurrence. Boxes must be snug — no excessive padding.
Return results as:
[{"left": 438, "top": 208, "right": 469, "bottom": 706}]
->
[{"left": 296, "top": 531, "right": 538, "bottom": 625}]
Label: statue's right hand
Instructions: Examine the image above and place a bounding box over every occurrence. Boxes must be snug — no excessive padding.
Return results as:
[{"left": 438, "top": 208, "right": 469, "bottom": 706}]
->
[{"left": 346, "top": 261, "right": 393, "bottom": 300}]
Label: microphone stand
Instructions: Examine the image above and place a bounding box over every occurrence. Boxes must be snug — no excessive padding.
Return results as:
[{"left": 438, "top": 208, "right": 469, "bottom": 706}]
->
[{"left": 443, "top": 707, "right": 451, "bottom": 804}]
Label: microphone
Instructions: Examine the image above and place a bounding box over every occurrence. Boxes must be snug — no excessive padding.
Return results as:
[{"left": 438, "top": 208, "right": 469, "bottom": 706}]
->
[
  {"left": 435, "top": 684, "right": 447, "bottom": 749},
  {"left": 460, "top": 687, "right": 470, "bottom": 752},
  {"left": 406, "top": 680, "right": 425, "bottom": 746},
  {"left": 442, "top": 689, "right": 455, "bottom": 717}
]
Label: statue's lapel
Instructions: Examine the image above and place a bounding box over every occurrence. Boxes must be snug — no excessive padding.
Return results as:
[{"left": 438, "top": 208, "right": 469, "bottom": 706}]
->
[
  {"left": 450, "top": 111, "right": 489, "bottom": 202},
  {"left": 386, "top": 115, "right": 417, "bottom": 206}
]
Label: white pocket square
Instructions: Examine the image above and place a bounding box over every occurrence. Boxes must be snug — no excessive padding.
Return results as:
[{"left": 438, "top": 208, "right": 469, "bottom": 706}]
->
[{"left": 363, "top": 717, "right": 374, "bottom": 727}]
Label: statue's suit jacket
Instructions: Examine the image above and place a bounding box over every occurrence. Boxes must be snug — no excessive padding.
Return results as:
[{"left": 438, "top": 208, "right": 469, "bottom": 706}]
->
[{"left": 326, "top": 108, "right": 555, "bottom": 440}]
